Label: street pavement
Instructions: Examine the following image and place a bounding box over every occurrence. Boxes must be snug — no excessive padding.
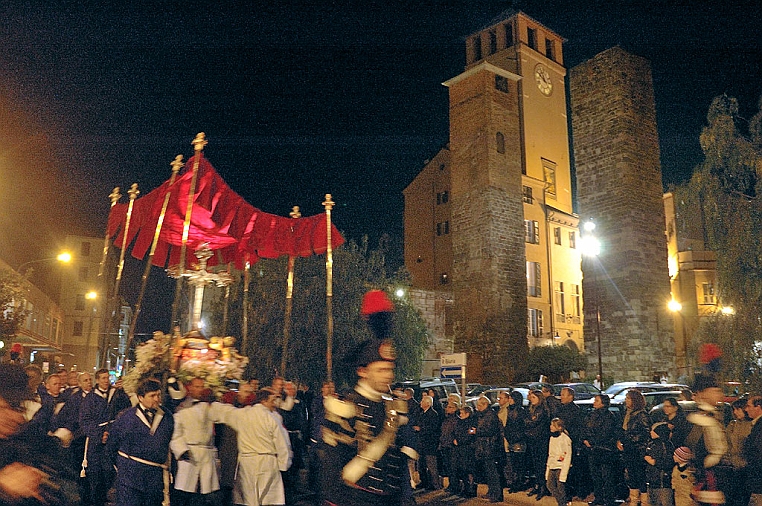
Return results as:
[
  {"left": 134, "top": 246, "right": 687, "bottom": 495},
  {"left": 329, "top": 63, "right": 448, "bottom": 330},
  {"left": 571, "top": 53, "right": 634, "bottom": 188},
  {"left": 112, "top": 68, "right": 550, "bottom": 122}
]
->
[{"left": 414, "top": 484, "right": 594, "bottom": 506}]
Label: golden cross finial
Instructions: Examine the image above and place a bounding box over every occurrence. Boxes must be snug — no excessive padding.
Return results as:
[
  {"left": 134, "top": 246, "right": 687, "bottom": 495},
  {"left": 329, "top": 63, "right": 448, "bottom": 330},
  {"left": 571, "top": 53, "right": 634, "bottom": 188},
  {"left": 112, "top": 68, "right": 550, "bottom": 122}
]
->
[
  {"left": 128, "top": 183, "right": 140, "bottom": 200},
  {"left": 170, "top": 155, "right": 184, "bottom": 175},
  {"left": 290, "top": 206, "right": 302, "bottom": 219},
  {"left": 322, "top": 194, "right": 334, "bottom": 211},
  {"left": 192, "top": 132, "right": 208, "bottom": 153},
  {"left": 109, "top": 187, "right": 122, "bottom": 205}
]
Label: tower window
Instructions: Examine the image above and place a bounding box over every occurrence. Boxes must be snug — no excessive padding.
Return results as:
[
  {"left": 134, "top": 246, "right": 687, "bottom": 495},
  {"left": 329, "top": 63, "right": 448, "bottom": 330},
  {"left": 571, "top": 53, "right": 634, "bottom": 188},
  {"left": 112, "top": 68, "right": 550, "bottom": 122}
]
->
[
  {"left": 527, "top": 27, "right": 537, "bottom": 50},
  {"left": 436, "top": 221, "right": 450, "bottom": 236},
  {"left": 436, "top": 191, "right": 449, "bottom": 205},
  {"left": 523, "top": 186, "right": 534, "bottom": 204},
  {"left": 496, "top": 132, "right": 505, "bottom": 154},
  {"left": 489, "top": 31, "right": 497, "bottom": 54},
  {"left": 504, "top": 23, "right": 513, "bottom": 46},
  {"left": 543, "top": 158, "right": 557, "bottom": 197},
  {"left": 527, "top": 261, "right": 542, "bottom": 297},
  {"left": 495, "top": 75, "right": 509, "bottom": 93},
  {"left": 702, "top": 283, "right": 716, "bottom": 304},
  {"left": 473, "top": 35, "right": 482, "bottom": 61},
  {"left": 554, "top": 227, "right": 562, "bottom": 245},
  {"left": 524, "top": 220, "right": 540, "bottom": 244},
  {"left": 545, "top": 38, "right": 556, "bottom": 61},
  {"left": 73, "top": 320, "right": 84, "bottom": 337}
]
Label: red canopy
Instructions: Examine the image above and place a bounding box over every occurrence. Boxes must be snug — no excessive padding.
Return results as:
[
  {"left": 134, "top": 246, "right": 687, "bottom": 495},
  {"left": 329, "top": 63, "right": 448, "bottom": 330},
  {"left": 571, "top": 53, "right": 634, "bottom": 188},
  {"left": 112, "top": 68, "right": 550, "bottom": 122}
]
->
[{"left": 107, "top": 153, "right": 344, "bottom": 269}]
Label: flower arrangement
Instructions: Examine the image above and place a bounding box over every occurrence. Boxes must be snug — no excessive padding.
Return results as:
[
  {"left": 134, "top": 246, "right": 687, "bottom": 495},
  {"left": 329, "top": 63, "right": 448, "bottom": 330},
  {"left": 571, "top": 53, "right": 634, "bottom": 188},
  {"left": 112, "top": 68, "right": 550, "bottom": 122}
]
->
[
  {"left": 122, "top": 330, "right": 248, "bottom": 399},
  {"left": 122, "top": 331, "right": 173, "bottom": 395}
]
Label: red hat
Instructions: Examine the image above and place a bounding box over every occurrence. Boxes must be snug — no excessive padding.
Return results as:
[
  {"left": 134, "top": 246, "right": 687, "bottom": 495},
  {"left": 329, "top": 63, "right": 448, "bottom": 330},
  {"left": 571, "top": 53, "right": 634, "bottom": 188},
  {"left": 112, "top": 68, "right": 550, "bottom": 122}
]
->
[
  {"left": 10, "top": 343, "right": 22, "bottom": 354},
  {"left": 360, "top": 290, "right": 394, "bottom": 316}
]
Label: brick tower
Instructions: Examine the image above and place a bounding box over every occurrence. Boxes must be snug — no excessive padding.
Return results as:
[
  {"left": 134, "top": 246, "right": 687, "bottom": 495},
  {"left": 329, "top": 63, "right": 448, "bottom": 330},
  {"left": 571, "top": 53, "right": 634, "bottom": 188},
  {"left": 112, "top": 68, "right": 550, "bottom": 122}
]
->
[{"left": 570, "top": 47, "right": 675, "bottom": 381}]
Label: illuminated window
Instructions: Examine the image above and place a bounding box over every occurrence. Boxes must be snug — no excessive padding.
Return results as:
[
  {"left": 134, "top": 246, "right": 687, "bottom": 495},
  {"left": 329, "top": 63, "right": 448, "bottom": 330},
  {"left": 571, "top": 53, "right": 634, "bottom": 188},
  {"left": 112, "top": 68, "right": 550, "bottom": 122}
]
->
[
  {"left": 543, "top": 159, "right": 557, "bottom": 197},
  {"left": 702, "top": 283, "right": 716, "bottom": 304},
  {"left": 75, "top": 294, "right": 85, "bottom": 311},
  {"left": 523, "top": 186, "right": 534, "bottom": 204},
  {"left": 554, "top": 227, "right": 562, "bottom": 245},
  {"left": 569, "top": 231, "right": 576, "bottom": 249},
  {"left": 570, "top": 284, "right": 581, "bottom": 317},
  {"left": 524, "top": 220, "right": 540, "bottom": 244},
  {"left": 527, "top": 261, "right": 541, "bottom": 297},
  {"left": 528, "top": 308, "right": 543, "bottom": 337}
]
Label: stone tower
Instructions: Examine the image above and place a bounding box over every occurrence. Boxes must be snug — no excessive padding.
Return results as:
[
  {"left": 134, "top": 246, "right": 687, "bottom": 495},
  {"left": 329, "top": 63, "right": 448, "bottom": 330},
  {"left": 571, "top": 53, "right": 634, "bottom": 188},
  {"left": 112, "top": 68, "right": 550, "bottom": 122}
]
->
[
  {"left": 442, "top": 11, "right": 575, "bottom": 383},
  {"left": 570, "top": 47, "right": 675, "bottom": 381}
]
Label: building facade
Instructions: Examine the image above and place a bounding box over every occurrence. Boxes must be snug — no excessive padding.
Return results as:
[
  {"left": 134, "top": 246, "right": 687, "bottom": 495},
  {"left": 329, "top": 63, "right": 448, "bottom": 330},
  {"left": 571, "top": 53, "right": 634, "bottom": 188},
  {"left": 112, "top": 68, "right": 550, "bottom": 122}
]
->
[{"left": 404, "top": 11, "right": 582, "bottom": 383}]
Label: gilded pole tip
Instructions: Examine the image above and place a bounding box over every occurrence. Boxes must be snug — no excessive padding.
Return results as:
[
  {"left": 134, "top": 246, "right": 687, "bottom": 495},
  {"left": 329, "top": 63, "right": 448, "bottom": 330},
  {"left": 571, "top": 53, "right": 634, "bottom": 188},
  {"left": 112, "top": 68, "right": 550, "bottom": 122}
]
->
[
  {"left": 109, "top": 187, "right": 122, "bottom": 205},
  {"left": 128, "top": 183, "right": 140, "bottom": 200},
  {"left": 170, "top": 155, "right": 184, "bottom": 174},
  {"left": 322, "top": 194, "right": 334, "bottom": 210},
  {"left": 290, "top": 206, "right": 302, "bottom": 219},
  {"left": 192, "top": 132, "right": 208, "bottom": 152}
]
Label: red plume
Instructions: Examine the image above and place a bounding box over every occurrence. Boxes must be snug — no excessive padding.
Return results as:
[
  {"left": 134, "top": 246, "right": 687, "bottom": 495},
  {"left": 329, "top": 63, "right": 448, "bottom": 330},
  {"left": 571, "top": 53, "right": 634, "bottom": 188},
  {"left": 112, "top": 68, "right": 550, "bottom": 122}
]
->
[{"left": 698, "top": 343, "right": 722, "bottom": 364}]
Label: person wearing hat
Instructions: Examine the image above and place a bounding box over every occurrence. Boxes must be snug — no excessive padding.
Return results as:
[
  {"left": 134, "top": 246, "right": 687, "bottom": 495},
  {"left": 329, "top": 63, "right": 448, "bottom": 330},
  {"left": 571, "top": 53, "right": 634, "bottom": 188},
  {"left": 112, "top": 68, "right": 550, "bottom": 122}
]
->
[
  {"left": 684, "top": 373, "right": 728, "bottom": 506},
  {"left": 672, "top": 446, "right": 695, "bottom": 506},
  {"left": 319, "top": 290, "right": 412, "bottom": 506}
]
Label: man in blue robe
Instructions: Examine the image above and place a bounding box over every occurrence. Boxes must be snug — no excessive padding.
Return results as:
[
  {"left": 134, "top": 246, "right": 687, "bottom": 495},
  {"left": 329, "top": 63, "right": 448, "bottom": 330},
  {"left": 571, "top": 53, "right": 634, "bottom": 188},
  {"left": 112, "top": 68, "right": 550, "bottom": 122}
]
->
[{"left": 109, "top": 378, "right": 174, "bottom": 506}]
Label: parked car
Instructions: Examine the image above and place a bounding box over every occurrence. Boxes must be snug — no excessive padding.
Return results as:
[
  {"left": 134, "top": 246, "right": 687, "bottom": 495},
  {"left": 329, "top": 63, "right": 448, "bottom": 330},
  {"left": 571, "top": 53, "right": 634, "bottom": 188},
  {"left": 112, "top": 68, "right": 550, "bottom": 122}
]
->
[
  {"left": 552, "top": 382, "right": 601, "bottom": 400},
  {"left": 391, "top": 378, "right": 460, "bottom": 410},
  {"left": 466, "top": 384, "right": 494, "bottom": 397},
  {"left": 603, "top": 381, "right": 662, "bottom": 397},
  {"left": 608, "top": 382, "right": 689, "bottom": 402},
  {"left": 512, "top": 381, "right": 553, "bottom": 392},
  {"left": 573, "top": 397, "right": 625, "bottom": 420},
  {"left": 465, "top": 387, "right": 530, "bottom": 410}
]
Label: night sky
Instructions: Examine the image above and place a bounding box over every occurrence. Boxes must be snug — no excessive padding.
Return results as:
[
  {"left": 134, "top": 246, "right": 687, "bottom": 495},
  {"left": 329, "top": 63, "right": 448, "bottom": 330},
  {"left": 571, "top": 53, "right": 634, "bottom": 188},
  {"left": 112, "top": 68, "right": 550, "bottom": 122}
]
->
[{"left": 1, "top": 1, "right": 760, "bottom": 330}]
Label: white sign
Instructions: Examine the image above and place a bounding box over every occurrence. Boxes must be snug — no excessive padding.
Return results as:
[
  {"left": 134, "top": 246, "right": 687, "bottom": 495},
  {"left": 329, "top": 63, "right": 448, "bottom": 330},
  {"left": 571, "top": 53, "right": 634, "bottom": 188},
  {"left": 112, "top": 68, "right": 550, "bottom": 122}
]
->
[{"left": 440, "top": 353, "right": 467, "bottom": 367}]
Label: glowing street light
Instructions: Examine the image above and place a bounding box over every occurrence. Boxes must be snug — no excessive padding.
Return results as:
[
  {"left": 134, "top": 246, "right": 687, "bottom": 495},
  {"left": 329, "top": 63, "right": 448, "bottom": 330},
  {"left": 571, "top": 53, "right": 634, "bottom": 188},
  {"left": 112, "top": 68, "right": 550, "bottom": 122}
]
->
[
  {"left": 581, "top": 219, "right": 603, "bottom": 382},
  {"left": 720, "top": 306, "right": 735, "bottom": 315},
  {"left": 667, "top": 299, "right": 682, "bottom": 313},
  {"left": 17, "top": 251, "right": 73, "bottom": 274}
]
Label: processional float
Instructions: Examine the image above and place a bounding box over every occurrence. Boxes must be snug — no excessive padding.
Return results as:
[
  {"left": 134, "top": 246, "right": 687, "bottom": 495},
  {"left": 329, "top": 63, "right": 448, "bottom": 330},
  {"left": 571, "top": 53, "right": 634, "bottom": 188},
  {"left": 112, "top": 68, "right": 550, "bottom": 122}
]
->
[{"left": 98, "top": 133, "right": 344, "bottom": 393}]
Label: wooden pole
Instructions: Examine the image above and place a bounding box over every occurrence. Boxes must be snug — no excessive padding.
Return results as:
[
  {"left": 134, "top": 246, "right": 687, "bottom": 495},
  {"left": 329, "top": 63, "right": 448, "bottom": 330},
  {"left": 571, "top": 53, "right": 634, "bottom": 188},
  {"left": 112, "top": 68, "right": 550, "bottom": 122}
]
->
[
  {"left": 280, "top": 206, "right": 301, "bottom": 377},
  {"left": 101, "top": 183, "right": 138, "bottom": 369},
  {"left": 171, "top": 133, "right": 207, "bottom": 329},
  {"left": 98, "top": 187, "right": 122, "bottom": 278},
  {"left": 123, "top": 156, "right": 183, "bottom": 373},
  {"left": 323, "top": 194, "right": 335, "bottom": 382},
  {"left": 241, "top": 253, "right": 251, "bottom": 356}
]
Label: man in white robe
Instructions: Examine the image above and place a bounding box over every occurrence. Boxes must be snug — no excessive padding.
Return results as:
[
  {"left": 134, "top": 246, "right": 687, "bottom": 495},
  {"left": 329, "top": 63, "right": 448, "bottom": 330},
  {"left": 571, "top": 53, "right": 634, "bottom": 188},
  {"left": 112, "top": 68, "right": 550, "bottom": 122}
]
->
[
  {"left": 170, "top": 377, "right": 222, "bottom": 505},
  {"left": 215, "top": 388, "right": 292, "bottom": 506}
]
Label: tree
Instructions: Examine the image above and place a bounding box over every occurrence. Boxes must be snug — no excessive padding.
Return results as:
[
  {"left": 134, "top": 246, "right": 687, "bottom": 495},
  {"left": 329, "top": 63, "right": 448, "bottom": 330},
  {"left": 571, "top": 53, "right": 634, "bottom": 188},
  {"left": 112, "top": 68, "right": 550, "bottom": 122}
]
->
[
  {"left": 519, "top": 345, "right": 587, "bottom": 384},
  {"left": 674, "top": 94, "right": 762, "bottom": 392},
  {"left": 211, "top": 235, "right": 429, "bottom": 391},
  {"left": 0, "top": 269, "right": 28, "bottom": 355}
]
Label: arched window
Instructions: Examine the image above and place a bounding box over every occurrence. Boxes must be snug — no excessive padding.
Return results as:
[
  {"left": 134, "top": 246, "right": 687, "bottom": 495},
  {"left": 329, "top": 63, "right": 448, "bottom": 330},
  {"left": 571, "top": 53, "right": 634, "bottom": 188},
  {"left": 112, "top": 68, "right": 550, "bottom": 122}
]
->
[{"left": 496, "top": 132, "right": 505, "bottom": 153}]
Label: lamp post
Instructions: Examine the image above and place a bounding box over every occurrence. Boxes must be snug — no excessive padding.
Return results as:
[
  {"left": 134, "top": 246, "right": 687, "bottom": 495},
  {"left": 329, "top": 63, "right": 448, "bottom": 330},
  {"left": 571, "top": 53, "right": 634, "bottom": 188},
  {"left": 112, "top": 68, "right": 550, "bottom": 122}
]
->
[
  {"left": 581, "top": 220, "right": 603, "bottom": 382},
  {"left": 17, "top": 252, "right": 72, "bottom": 274},
  {"left": 668, "top": 299, "right": 690, "bottom": 377},
  {"left": 83, "top": 291, "right": 98, "bottom": 370}
]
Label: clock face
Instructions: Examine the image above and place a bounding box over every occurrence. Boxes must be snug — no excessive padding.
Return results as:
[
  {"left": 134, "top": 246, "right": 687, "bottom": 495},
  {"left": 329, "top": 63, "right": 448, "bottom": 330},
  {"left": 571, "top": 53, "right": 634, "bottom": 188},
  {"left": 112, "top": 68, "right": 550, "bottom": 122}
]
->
[{"left": 534, "top": 64, "right": 552, "bottom": 96}]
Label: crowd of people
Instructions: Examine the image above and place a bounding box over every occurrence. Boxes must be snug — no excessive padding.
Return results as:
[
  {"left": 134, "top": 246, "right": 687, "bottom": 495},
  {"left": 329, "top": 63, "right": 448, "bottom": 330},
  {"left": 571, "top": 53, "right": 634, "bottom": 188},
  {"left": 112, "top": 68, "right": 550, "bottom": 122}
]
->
[
  {"left": 1, "top": 288, "right": 761, "bottom": 506},
  {"left": 399, "top": 374, "right": 762, "bottom": 506}
]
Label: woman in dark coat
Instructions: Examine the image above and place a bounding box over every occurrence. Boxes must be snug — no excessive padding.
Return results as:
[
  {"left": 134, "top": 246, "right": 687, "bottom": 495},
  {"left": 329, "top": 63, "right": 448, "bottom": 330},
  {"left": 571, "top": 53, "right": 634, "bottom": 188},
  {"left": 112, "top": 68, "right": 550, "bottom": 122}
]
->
[
  {"left": 474, "top": 396, "right": 503, "bottom": 503},
  {"left": 525, "top": 389, "right": 551, "bottom": 499},
  {"left": 583, "top": 394, "right": 622, "bottom": 506},
  {"left": 618, "top": 390, "right": 652, "bottom": 506},
  {"left": 452, "top": 406, "right": 478, "bottom": 497},
  {"left": 504, "top": 390, "right": 528, "bottom": 492},
  {"left": 660, "top": 397, "right": 691, "bottom": 448}
]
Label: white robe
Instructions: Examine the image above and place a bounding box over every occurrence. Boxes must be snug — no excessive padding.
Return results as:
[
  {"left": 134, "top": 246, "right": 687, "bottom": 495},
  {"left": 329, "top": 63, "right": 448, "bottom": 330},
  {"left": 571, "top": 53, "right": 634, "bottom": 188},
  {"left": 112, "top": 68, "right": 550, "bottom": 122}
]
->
[
  {"left": 170, "top": 400, "right": 223, "bottom": 494},
  {"left": 215, "top": 402, "right": 292, "bottom": 506}
]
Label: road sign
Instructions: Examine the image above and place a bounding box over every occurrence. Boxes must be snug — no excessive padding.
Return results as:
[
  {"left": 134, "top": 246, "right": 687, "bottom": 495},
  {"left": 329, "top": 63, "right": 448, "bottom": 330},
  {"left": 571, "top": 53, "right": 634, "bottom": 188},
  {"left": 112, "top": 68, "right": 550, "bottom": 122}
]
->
[
  {"left": 440, "top": 365, "right": 464, "bottom": 379},
  {"left": 440, "top": 353, "right": 467, "bottom": 367}
]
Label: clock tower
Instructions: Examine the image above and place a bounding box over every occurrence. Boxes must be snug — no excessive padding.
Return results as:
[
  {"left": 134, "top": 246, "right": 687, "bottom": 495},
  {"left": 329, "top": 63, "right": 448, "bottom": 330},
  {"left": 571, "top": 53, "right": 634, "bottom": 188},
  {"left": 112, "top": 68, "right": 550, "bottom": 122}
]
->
[{"left": 411, "top": 10, "right": 581, "bottom": 383}]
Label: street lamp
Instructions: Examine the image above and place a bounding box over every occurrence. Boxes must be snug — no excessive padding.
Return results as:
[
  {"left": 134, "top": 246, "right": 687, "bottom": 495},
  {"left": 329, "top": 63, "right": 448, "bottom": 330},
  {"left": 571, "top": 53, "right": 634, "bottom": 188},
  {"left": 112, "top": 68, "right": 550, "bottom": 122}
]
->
[
  {"left": 17, "top": 252, "right": 72, "bottom": 274},
  {"left": 83, "top": 291, "right": 99, "bottom": 371},
  {"left": 580, "top": 219, "right": 603, "bottom": 382},
  {"left": 668, "top": 299, "right": 690, "bottom": 377}
]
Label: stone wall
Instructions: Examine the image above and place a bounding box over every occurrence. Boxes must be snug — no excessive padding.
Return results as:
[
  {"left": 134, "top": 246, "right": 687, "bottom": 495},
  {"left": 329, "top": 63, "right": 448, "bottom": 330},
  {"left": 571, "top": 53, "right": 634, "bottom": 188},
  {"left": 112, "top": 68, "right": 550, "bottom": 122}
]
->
[{"left": 570, "top": 47, "right": 675, "bottom": 382}]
